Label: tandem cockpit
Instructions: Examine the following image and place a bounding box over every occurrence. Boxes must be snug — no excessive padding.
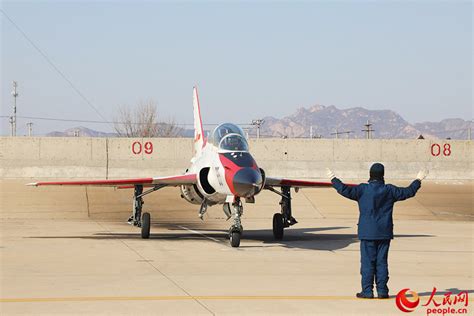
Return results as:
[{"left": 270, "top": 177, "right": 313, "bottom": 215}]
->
[{"left": 210, "top": 123, "right": 249, "bottom": 152}]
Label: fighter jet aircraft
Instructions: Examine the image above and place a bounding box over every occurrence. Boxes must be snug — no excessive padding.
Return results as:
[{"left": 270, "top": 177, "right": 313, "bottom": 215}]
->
[{"left": 28, "top": 87, "right": 337, "bottom": 247}]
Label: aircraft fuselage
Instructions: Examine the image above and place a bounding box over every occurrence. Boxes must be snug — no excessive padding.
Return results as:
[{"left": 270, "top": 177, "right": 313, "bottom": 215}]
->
[{"left": 180, "top": 138, "right": 264, "bottom": 206}]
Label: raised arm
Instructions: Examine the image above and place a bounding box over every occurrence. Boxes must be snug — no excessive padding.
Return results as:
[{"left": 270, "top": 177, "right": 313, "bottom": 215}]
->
[
  {"left": 388, "top": 169, "right": 428, "bottom": 201},
  {"left": 388, "top": 181, "right": 420, "bottom": 201},
  {"left": 327, "top": 169, "right": 361, "bottom": 201}
]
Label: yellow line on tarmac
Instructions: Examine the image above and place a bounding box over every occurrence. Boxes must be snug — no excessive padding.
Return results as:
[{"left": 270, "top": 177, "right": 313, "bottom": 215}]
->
[{"left": 1, "top": 295, "right": 392, "bottom": 303}]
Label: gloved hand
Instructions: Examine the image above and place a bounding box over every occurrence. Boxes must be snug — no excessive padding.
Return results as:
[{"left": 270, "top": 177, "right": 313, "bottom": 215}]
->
[
  {"left": 326, "top": 168, "right": 336, "bottom": 180},
  {"left": 416, "top": 169, "right": 429, "bottom": 181}
]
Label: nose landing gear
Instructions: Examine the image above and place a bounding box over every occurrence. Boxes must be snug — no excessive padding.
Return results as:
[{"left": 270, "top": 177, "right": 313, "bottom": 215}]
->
[{"left": 228, "top": 197, "right": 243, "bottom": 247}]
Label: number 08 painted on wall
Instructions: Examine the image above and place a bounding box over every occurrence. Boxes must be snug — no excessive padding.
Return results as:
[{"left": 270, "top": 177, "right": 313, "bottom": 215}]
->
[
  {"left": 431, "top": 143, "right": 451, "bottom": 157},
  {"left": 132, "top": 141, "right": 153, "bottom": 155}
]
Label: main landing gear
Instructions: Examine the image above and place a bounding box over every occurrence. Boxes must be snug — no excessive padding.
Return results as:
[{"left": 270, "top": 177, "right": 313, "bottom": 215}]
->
[
  {"left": 141, "top": 212, "right": 151, "bottom": 239},
  {"left": 127, "top": 184, "right": 165, "bottom": 239},
  {"left": 228, "top": 198, "right": 243, "bottom": 248},
  {"left": 272, "top": 186, "right": 297, "bottom": 240}
]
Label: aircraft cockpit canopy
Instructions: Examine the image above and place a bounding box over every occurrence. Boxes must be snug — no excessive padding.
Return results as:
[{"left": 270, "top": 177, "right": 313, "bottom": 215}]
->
[{"left": 210, "top": 123, "right": 249, "bottom": 151}]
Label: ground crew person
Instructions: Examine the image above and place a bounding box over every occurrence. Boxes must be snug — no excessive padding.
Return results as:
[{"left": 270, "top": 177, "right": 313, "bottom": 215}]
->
[{"left": 326, "top": 163, "right": 428, "bottom": 299}]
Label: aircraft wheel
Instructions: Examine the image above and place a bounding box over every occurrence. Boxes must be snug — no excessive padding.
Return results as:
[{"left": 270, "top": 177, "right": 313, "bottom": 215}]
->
[
  {"left": 229, "top": 231, "right": 241, "bottom": 248},
  {"left": 273, "top": 213, "right": 284, "bottom": 240},
  {"left": 141, "top": 212, "right": 151, "bottom": 239}
]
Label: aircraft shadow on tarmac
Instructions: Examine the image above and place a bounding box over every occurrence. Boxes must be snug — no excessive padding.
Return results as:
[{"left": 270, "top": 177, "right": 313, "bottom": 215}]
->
[
  {"left": 162, "top": 225, "right": 433, "bottom": 251},
  {"left": 415, "top": 288, "right": 474, "bottom": 297},
  {"left": 27, "top": 224, "right": 434, "bottom": 252}
]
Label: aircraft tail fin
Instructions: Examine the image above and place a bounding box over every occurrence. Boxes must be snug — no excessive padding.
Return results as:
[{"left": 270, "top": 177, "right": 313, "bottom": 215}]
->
[{"left": 193, "top": 86, "right": 205, "bottom": 154}]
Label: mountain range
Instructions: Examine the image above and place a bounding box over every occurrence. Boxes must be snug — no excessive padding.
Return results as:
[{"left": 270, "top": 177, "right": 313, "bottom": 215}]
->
[
  {"left": 46, "top": 105, "right": 471, "bottom": 140},
  {"left": 257, "top": 105, "right": 470, "bottom": 139},
  {"left": 47, "top": 127, "right": 117, "bottom": 138}
]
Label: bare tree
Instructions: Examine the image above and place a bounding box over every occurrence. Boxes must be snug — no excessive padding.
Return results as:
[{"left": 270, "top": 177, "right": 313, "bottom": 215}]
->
[
  {"left": 156, "top": 117, "right": 181, "bottom": 137},
  {"left": 114, "top": 100, "right": 181, "bottom": 137}
]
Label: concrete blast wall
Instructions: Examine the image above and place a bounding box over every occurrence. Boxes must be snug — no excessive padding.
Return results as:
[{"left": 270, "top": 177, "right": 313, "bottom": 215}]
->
[{"left": 0, "top": 137, "right": 472, "bottom": 180}]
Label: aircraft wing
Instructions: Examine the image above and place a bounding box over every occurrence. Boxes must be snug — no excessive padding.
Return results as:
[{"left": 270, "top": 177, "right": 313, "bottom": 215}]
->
[
  {"left": 26, "top": 174, "right": 197, "bottom": 187},
  {"left": 265, "top": 177, "right": 356, "bottom": 188}
]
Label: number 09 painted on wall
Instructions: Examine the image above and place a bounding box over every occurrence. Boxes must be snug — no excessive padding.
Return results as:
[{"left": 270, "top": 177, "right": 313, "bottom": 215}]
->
[
  {"left": 132, "top": 141, "right": 153, "bottom": 155},
  {"left": 430, "top": 143, "right": 451, "bottom": 157}
]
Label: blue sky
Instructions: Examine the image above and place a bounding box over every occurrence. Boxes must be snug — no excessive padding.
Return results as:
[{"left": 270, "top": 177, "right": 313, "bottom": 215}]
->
[{"left": 1, "top": 1, "right": 472, "bottom": 135}]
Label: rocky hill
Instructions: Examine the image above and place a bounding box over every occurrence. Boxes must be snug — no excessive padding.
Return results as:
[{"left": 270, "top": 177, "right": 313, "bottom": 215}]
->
[
  {"left": 45, "top": 106, "right": 471, "bottom": 140},
  {"left": 256, "top": 105, "right": 470, "bottom": 139},
  {"left": 46, "top": 126, "right": 117, "bottom": 137},
  {"left": 414, "top": 119, "right": 471, "bottom": 140}
]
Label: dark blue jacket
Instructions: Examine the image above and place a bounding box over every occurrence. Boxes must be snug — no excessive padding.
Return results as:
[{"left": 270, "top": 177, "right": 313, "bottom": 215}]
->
[{"left": 331, "top": 178, "right": 421, "bottom": 240}]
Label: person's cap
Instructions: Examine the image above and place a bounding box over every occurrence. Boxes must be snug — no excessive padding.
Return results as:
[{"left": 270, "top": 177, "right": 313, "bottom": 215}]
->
[{"left": 369, "top": 163, "right": 385, "bottom": 180}]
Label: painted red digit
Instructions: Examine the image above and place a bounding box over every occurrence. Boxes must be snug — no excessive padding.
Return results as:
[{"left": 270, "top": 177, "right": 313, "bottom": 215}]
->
[
  {"left": 144, "top": 141, "right": 153, "bottom": 154},
  {"left": 431, "top": 143, "right": 440, "bottom": 157},
  {"left": 132, "top": 141, "right": 142, "bottom": 155},
  {"left": 443, "top": 143, "right": 451, "bottom": 156}
]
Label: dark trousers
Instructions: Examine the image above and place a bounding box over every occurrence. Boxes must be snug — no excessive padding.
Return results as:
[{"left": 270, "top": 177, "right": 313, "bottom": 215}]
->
[{"left": 360, "top": 239, "right": 390, "bottom": 295}]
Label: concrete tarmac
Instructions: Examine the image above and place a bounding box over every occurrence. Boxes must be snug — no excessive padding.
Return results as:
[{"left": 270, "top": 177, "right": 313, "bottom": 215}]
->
[
  {"left": 0, "top": 180, "right": 473, "bottom": 315},
  {"left": 1, "top": 180, "right": 472, "bottom": 221}
]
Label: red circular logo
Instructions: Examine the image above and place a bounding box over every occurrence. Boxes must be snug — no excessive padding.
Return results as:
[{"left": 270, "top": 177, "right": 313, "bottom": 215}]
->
[{"left": 396, "top": 288, "right": 420, "bottom": 313}]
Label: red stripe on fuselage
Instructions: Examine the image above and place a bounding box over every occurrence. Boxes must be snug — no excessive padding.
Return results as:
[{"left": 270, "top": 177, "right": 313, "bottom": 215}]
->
[
  {"left": 219, "top": 153, "right": 259, "bottom": 196},
  {"left": 218, "top": 154, "right": 240, "bottom": 195}
]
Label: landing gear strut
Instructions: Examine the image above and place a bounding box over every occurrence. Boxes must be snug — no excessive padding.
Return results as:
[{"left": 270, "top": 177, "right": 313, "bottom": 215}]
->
[
  {"left": 128, "top": 185, "right": 144, "bottom": 227},
  {"left": 229, "top": 197, "right": 243, "bottom": 247},
  {"left": 272, "top": 186, "right": 297, "bottom": 240},
  {"left": 127, "top": 184, "right": 166, "bottom": 239}
]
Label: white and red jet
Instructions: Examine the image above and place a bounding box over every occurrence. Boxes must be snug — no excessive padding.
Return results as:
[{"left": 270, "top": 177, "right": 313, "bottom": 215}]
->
[{"left": 28, "top": 87, "right": 336, "bottom": 247}]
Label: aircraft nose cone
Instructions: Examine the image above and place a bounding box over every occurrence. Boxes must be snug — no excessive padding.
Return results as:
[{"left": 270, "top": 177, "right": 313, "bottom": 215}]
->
[{"left": 232, "top": 168, "right": 263, "bottom": 198}]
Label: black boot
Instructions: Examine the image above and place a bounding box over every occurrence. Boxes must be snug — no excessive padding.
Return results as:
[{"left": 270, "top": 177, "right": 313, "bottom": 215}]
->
[
  {"left": 356, "top": 292, "right": 374, "bottom": 299},
  {"left": 378, "top": 294, "right": 389, "bottom": 299}
]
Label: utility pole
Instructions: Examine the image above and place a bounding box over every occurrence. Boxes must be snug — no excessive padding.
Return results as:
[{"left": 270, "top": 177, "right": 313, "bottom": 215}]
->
[
  {"left": 362, "top": 120, "right": 375, "bottom": 139},
  {"left": 9, "top": 117, "right": 14, "bottom": 136},
  {"left": 11, "top": 81, "right": 19, "bottom": 137},
  {"left": 27, "top": 122, "right": 33, "bottom": 137},
  {"left": 251, "top": 119, "right": 264, "bottom": 139},
  {"left": 310, "top": 126, "right": 313, "bottom": 139},
  {"left": 468, "top": 121, "right": 472, "bottom": 140},
  {"left": 331, "top": 129, "right": 353, "bottom": 139}
]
